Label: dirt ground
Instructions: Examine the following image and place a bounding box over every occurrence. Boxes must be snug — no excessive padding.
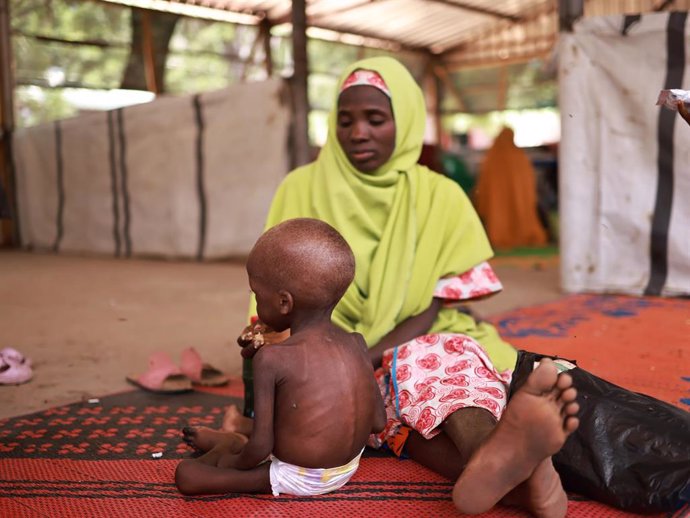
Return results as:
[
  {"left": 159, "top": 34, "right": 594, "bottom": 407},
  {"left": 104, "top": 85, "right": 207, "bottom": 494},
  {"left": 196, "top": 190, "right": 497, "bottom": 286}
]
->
[{"left": 0, "top": 250, "right": 562, "bottom": 420}]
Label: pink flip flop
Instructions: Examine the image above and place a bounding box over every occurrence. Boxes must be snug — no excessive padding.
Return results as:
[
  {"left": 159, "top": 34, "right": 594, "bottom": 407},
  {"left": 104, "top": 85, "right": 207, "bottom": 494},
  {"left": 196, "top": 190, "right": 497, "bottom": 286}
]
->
[
  {"left": 0, "top": 347, "right": 33, "bottom": 368},
  {"left": 180, "top": 347, "right": 229, "bottom": 387},
  {"left": 0, "top": 355, "right": 33, "bottom": 385},
  {"left": 127, "top": 351, "right": 193, "bottom": 393}
]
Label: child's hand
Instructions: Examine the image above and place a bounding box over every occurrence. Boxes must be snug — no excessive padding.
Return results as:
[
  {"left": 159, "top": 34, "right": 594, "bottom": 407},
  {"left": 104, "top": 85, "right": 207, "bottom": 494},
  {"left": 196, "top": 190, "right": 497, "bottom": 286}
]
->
[
  {"left": 238, "top": 322, "right": 266, "bottom": 348},
  {"left": 677, "top": 100, "right": 690, "bottom": 126},
  {"left": 238, "top": 322, "right": 267, "bottom": 359},
  {"left": 237, "top": 320, "right": 290, "bottom": 359}
]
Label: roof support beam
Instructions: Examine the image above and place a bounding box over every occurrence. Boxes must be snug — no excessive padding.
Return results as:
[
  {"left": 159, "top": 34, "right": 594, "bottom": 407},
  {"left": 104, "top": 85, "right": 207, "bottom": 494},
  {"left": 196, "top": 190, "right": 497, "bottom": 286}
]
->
[
  {"left": 424, "top": 57, "right": 442, "bottom": 145},
  {"left": 432, "top": 62, "right": 466, "bottom": 112},
  {"left": 291, "top": 0, "right": 311, "bottom": 168},
  {"left": 240, "top": 25, "right": 263, "bottom": 82},
  {"left": 558, "top": 0, "right": 583, "bottom": 32},
  {"left": 439, "top": 3, "right": 555, "bottom": 62},
  {"left": 654, "top": 0, "right": 675, "bottom": 11},
  {"left": 0, "top": 0, "right": 18, "bottom": 246},
  {"left": 141, "top": 9, "right": 159, "bottom": 94},
  {"left": 261, "top": 19, "right": 273, "bottom": 77}
]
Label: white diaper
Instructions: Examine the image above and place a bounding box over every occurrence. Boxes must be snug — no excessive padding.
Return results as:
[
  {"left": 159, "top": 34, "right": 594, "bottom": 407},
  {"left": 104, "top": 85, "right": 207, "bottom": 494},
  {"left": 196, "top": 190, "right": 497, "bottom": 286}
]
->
[{"left": 268, "top": 448, "right": 364, "bottom": 497}]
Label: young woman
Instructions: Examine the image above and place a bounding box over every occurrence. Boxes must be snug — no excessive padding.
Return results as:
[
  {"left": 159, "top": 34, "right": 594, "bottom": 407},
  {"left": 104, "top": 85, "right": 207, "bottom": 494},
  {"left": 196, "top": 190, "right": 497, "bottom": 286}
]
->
[{"left": 189, "top": 57, "right": 689, "bottom": 516}]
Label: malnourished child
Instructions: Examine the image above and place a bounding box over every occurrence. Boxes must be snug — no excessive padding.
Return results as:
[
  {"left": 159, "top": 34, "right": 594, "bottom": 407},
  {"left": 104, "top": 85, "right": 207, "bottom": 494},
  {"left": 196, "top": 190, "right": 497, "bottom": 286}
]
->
[{"left": 175, "top": 217, "right": 386, "bottom": 496}]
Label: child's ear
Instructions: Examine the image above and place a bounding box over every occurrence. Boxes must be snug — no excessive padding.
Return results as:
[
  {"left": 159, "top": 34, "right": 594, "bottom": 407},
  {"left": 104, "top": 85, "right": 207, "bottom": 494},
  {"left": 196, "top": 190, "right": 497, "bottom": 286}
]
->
[{"left": 277, "top": 290, "right": 293, "bottom": 314}]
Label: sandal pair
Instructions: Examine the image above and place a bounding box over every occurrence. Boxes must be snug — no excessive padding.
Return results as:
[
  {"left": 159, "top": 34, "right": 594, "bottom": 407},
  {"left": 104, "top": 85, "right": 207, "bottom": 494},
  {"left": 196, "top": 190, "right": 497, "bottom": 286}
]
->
[
  {"left": 0, "top": 347, "right": 33, "bottom": 385},
  {"left": 127, "top": 347, "right": 228, "bottom": 394}
]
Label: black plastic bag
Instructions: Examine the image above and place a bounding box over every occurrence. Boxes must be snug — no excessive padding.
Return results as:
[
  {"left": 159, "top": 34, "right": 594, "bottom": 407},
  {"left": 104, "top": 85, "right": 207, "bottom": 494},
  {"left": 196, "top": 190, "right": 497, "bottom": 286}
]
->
[{"left": 510, "top": 350, "right": 690, "bottom": 514}]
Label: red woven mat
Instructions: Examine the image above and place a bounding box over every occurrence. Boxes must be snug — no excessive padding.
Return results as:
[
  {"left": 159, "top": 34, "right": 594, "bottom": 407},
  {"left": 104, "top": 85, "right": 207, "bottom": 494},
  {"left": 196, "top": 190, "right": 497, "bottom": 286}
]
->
[
  {"left": 494, "top": 294, "right": 690, "bottom": 408},
  {"left": 1, "top": 294, "right": 688, "bottom": 518}
]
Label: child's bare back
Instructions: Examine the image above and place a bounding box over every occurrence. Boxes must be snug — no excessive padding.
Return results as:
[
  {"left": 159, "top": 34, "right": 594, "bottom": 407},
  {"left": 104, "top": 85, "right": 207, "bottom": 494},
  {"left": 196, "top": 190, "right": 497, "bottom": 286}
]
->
[
  {"left": 175, "top": 218, "right": 385, "bottom": 497},
  {"left": 259, "top": 323, "right": 382, "bottom": 468}
]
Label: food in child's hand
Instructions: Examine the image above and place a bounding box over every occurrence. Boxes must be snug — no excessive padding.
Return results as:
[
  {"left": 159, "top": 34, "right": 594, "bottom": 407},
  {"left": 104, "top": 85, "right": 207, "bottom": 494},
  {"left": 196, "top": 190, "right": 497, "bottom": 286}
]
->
[{"left": 657, "top": 89, "right": 690, "bottom": 111}]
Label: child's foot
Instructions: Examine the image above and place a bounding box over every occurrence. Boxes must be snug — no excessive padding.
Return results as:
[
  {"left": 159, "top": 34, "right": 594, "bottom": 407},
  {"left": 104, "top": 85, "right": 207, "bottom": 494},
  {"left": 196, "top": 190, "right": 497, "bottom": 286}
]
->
[
  {"left": 182, "top": 426, "right": 247, "bottom": 453},
  {"left": 452, "top": 359, "right": 579, "bottom": 518},
  {"left": 221, "top": 404, "right": 253, "bottom": 436}
]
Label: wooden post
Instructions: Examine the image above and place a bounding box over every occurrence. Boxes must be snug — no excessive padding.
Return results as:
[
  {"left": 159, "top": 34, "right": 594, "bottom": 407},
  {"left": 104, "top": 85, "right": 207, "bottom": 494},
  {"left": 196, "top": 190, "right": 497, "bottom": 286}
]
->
[
  {"left": 424, "top": 58, "right": 442, "bottom": 147},
  {"left": 261, "top": 19, "right": 273, "bottom": 77},
  {"left": 0, "top": 0, "right": 17, "bottom": 246},
  {"left": 291, "top": 0, "right": 311, "bottom": 167},
  {"left": 141, "top": 9, "right": 159, "bottom": 94},
  {"left": 240, "top": 28, "right": 263, "bottom": 82},
  {"left": 433, "top": 62, "right": 466, "bottom": 113},
  {"left": 558, "top": 0, "right": 584, "bottom": 32},
  {"left": 497, "top": 65, "right": 508, "bottom": 112}
]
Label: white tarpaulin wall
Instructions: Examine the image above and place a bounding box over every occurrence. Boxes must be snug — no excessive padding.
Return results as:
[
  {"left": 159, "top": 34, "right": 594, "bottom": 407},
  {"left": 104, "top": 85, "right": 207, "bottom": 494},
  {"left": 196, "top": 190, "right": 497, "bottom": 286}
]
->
[
  {"left": 13, "top": 78, "right": 290, "bottom": 260},
  {"left": 559, "top": 12, "right": 690, "bottom": 296}
]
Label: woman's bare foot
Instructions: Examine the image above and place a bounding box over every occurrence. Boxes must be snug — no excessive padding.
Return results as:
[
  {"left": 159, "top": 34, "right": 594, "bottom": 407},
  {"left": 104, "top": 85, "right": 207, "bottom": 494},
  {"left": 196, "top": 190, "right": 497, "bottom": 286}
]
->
[
  {"left": 221, "top": 405, "right": 254, "bottom": 436},
  {"left": 502, "top": 457, "right": 568, "bottom": 518},
  {"left": 182, "top": 426, "right": 247, "bottom": 453},
  {"left": 452, "top": 358, "right": 579, "bottom": 518}
]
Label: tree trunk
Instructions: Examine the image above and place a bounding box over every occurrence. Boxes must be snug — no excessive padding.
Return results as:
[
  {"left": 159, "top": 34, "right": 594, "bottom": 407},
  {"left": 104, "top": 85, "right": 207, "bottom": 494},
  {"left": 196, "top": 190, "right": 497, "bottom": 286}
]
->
[{"left": 120, "top": 8, "right": 179, "bottom": 93}]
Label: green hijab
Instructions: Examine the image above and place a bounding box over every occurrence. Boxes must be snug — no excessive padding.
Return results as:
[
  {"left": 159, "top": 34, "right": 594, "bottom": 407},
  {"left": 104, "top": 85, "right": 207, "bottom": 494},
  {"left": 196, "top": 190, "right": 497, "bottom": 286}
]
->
[{"left": 260, "top": 57, "right": 516, "bottom": 372}]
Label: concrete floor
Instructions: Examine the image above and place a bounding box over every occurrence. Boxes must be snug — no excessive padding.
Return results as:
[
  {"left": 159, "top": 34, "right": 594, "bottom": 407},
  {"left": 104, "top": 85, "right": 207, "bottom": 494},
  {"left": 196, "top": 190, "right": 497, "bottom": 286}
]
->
[{"left": 0, "top": 250, "right": 562, "bottom": 420}]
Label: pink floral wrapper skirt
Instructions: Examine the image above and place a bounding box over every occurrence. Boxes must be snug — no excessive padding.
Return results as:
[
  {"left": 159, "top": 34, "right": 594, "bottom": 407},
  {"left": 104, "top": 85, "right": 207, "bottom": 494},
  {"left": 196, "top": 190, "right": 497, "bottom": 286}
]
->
[{"left": 369, "top": 333, "right": 513, "bottom": 449}]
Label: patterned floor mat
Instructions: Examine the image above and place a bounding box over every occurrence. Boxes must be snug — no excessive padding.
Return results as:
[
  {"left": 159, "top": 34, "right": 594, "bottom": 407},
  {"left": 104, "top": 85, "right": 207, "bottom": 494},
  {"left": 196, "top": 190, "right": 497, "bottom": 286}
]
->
[{"left": 1, "top": 294, "right": 688, "bottom": 517}]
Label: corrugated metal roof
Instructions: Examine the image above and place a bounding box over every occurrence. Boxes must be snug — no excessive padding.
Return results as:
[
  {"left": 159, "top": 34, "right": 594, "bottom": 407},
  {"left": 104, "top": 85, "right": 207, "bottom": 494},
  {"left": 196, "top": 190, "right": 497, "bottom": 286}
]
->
[
  {"left": 316, "top": 0, "right": 550, "bottom": 51},
  {"left": 182, "top": 0, "right": 553, "bottom": 53},
  {"left": 103, "top": 0, "right": 554, "bottom": 60},
  {"left": 102, "top": 0, "right": 690, "bottom": 68},
  {"left": 96, "top": 0, "right": 690, "bottom": 113}
]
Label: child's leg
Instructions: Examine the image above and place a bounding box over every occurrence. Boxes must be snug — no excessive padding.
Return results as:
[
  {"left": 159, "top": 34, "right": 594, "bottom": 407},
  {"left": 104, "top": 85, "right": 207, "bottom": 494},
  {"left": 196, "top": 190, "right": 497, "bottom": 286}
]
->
[
  {"left": 189, "top": 431, "right": 248, "bottom": 469},
  {"left": 452, "top": 359, "right": 579, "bottom": 518},
  {"left": 182, "top": 426, "right": 247, "bottom": 454},
  {"left": 183, "top": 405, "right": 254, "bottom": 453},
  {"left": 222, "top": 404, "right": 254, "bottom": 435},
  {"left": 175, "top": 459, "right": 271, "bottom": 496}
]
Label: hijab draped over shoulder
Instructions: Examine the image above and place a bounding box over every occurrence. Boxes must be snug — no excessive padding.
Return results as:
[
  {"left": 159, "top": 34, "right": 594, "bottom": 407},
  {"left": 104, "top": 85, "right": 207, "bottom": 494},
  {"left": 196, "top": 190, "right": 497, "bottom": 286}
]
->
[{"left": 262, "top": 57, "right": 516, "bottom": 372}]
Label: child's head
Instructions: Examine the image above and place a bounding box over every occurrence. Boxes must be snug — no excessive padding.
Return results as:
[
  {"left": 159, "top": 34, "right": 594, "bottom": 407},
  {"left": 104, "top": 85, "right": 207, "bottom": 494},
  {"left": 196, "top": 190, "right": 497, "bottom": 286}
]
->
[{"left": 247, "top": 218, "right": 355, "bottom": 329}]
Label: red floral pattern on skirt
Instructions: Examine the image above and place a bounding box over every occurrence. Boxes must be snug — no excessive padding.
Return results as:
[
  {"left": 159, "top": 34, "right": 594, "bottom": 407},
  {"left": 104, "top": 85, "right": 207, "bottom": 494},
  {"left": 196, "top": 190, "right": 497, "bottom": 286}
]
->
[{"left": 368, "top": 334, "right": 512, "bottom": 448}]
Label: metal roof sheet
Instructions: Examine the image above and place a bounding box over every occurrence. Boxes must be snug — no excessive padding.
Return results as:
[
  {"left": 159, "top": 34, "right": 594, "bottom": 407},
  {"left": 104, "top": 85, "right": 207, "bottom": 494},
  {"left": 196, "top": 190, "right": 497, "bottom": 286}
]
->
[{"left": 102, "top": 0, "right": 690, "bottom": 68}]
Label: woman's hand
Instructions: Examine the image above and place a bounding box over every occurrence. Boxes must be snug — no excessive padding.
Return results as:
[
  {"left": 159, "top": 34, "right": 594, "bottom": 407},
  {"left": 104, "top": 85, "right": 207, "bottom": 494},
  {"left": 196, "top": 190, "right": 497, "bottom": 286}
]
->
[{"left": 367, "top": 298, "right": 444, "bottom": 369}]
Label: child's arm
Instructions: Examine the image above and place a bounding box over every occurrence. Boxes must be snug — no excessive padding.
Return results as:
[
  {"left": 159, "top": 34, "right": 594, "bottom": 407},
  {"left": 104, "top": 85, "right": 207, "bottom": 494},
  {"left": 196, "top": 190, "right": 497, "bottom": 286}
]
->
[
  {"left": 371, "top": 376, "right": 387, "bottom": 434},
  {"left": 234, "top": 348, "right": 276, "bottom": 469},
  {"left": 356, "top": 333, "right": 387, "bottom": 434}
]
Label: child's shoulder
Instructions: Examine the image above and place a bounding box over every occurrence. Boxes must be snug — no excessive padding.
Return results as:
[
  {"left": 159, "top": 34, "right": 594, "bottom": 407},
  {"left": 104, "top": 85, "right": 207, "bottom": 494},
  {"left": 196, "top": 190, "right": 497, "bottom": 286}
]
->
[{"left": 283, "top": 326, "right": 364, "bottom": 352}]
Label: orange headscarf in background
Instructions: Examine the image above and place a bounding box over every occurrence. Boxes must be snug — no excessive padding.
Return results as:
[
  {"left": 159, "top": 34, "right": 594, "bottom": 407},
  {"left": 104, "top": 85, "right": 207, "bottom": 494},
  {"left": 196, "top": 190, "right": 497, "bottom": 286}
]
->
[{"left": 473, "top": 127, "right": 547, "bottom": 249}]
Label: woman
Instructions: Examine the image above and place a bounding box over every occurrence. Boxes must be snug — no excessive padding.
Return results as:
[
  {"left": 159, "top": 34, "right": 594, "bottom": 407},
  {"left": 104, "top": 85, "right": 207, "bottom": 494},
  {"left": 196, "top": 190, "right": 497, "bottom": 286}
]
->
[
  {"left": 190, "top": 58, "right": 689, "bottom": 516},
  {"left": 474, "top": 126, "right": 548, "bottom": 249},
  {"left": 237, "top": 57, "right": 580, "bottom": 517}
]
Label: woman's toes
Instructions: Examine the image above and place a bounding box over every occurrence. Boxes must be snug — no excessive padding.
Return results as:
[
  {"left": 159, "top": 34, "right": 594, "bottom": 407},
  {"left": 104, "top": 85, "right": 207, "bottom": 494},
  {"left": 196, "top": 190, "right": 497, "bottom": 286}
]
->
[
  {"left": 560, "top": 386, "right": 578, "bottom": 403},
  {"left": 555, "top": 372, "right": 573, "bottom": 391}
]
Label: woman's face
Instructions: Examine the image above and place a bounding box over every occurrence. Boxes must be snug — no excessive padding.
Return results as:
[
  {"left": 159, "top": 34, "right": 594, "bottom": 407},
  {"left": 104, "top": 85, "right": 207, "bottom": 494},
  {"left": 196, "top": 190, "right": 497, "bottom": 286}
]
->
[{"left": 336, "top": 85, "right": 396, "bottom": 173}]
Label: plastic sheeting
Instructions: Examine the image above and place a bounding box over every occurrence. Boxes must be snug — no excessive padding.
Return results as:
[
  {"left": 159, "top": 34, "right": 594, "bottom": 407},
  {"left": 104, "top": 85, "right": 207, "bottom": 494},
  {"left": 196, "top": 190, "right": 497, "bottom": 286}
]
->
[
  {"left": 559, "top": 12, "right": 690, "bottom": 296},
  {"left": 13, "top": 78, "right": 290, "bottom": 259}
]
